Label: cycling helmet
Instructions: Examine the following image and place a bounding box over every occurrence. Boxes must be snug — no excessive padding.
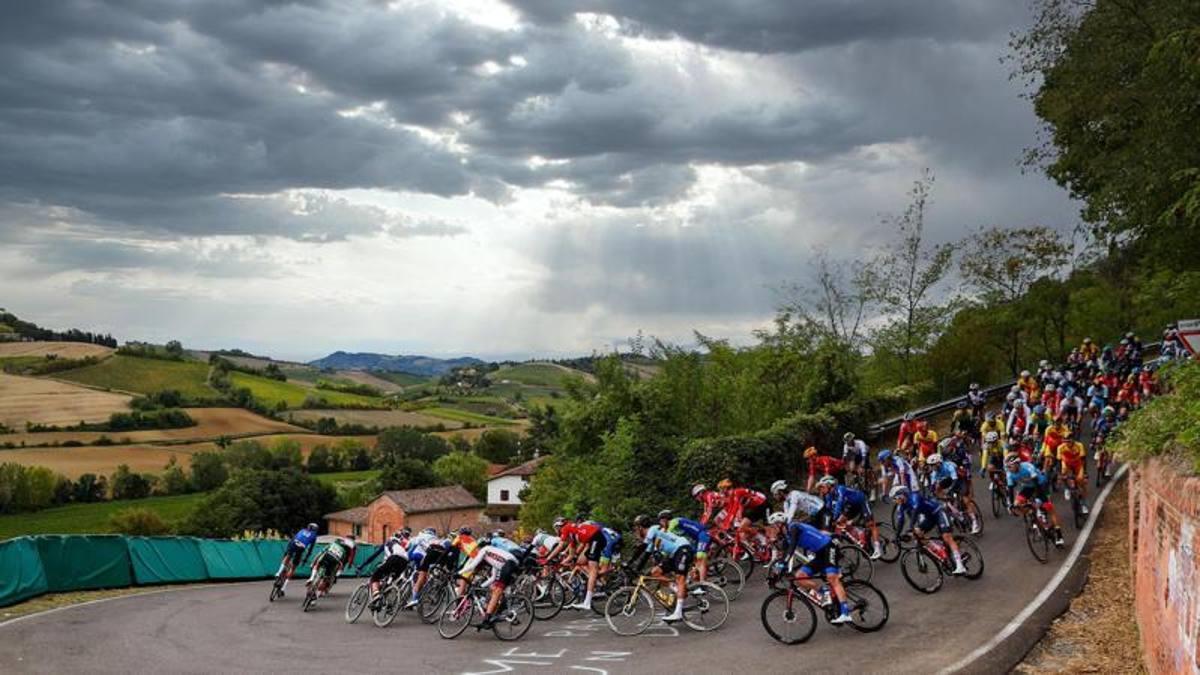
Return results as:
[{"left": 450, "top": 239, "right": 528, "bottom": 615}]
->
[
  {"left": 985, "top": 410, "right": 996, "bottom": 420},
  {"left": 767, "top": 511, "right": 788, "bottom": 526},
  {"left": 888, "top": 485, "right": 910, "bottom": 502},
  {"left": 490, "top": 529, "right": 506, "bottom": 539},
  {"left": 770, "top": 479, "right": 788, "bottom": 494},
  {"left": 1103, "top": 406, "right": 1116, "bottom": 417},
  {"left": 984, "top": 431, "right": 999, "bottom": 444},
  {"left": 926, "top": 453, "right": 943, "bottom": 465},
  {"left": 816, "top": 476, "right": 837, "bottom": 490},
  {"left": 400, "top": 527, "right": 412, "bottom": 538},
  {"left": 804, "top": 447, "right": 818, "bottom": 459},
  {"left": 1034, "top": 405, "right": 1046, "bottom": 414},
  {"left": 1045, "top": 383, "right": 1056, "bottom": 392},
  {"left": 533, "top": 528, "right": 545, "bottom": 537},
  {"left": 716, "top": 478, "right": 733, "bottom": 491},
  {"left": 1006, "top": 393, "right": 1017, "bottom": 403},
  {"left": 843, "top": 432, "right": 855, "bottom": 442},
  {"left": 422, "top": 527, "right": 436, "bottom": 536},
  {"left": 956, "top": 400, "right": 967, "bottom": 409},
  {"left": 1084, "top": 337, "right": 1092, "bottom": 344},
  {"left": 1040, "top": 359, "right": 1050, "bottom": 368},
  {"left": 306, "top": 523, "right": 318, "bottom": 531},
  {"left": 1004, "top": 454, "right": 1021, "bottom": 469},
  {"left": 691, "top": 483, "right": 706, "bottom": 498},
  {"left": 1120, "top": 338, "right": 1129, "bottom": 345},
  {"left": 391, "top": 531, "right": 405, "bottom": 542},
  {"left": 903, "top": 412, "right": 914, "bottom": 422},
  {"left": 657, "top": 509, "right": 673, "bottom": 521},
  {"left": 552, "top": 516, "right": 566, "bottom": 530},
  {"left": 969, "top": 382, "right": 980, "bottom": 391},
  {"left": 877, "top": 449, "right": 892, "bottom": 463},
  {"left": 633, "top": 514, "right": 652, "bottom": 528},
  {"left": 1021, "top": 370, "right": 1031, "bottom": 378},
  {"left": 458, "top": 526, "right": 473, "bottom": 536}
]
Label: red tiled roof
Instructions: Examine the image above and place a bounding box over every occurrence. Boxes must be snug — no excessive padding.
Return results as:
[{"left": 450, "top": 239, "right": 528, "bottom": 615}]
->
[
  {"left": 380, "top": 485, "right": 482, "bottom": 514},
  {"left": 323, "top": 506, "right": 368, "bottom": 524},
  {"left": 486, "top": 463, "right": 508, "bottom": 477},
  {"left": 491, "top": 456, "right": 545, "bottom": 479}
]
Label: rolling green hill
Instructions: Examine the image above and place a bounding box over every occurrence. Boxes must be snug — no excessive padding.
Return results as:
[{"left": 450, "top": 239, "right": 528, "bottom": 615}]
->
[
  {"left": 229, "top": 372, "right": 384, "bottom": 409},
  {"left": 56, "top": 355, "right": 217, "bottom": 398},
  {"left": 0, "top": 493, "right": 205, "bottom": 540},
  {"left": 493, "top": 362, "right": 587, "bottom": 388}
]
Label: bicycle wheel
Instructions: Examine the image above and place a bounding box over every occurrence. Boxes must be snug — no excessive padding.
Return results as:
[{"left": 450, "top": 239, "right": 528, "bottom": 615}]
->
[
  {"left": 843, "top": 580, "right": 889, "bottom": 633},
  {"left": 345, "top": 583, "right": 370, "bottom": 623},
  {"left": 1026, "top": 516, "right": 1050, "bottom": 564},
  {"left": 890, "top": 503, "right": 905, "bottom": 533},
  {"left": 707, "top": 558, "right": 746, "bottom": 600},
  {"left": 437, "top": 593, "right": 474, "bottom": 639},
  {"left": 603, "top": 587, "right": 654, "bottom": 636},
  {"left": 559, "top": 571, "right": 583, "bottom": 605},
  {"left": 493, "top": 595, "right": 535, "bottom": 641},
  {"left": 759, "top": 589, "right": 818, "bottom": 645},
  {"left": 373, "top": 585, "right": 401, "bottom": 627},
  {"left": 532, "top": 575, "right": 566, "bottom": 621},
  {"left": 269, "top": 577, "right": 283, "bottom": 603},
  {"left": 958, "top": 537, "right": 985, "bottom": 580},
  {"left": 900, "top": 548, "right": 943, "bottom": 594},
  {"left": 301, "top": 588, "right": 316, "bottom": 612},
  {"left": 419, "top": 581, "right": 449, "bottom": 624},
  {"left": 736, "top": 555, "right": 758, "bottom": 582},
  {"left": 1072, "top": 496, "right": 1087, "bottom": 530},
  {"left": 876, "top": 525, "right": 901, "bottom": 564},
  {"left": 990, "top": 486, "right": 1005, "bottom": 518},
  {"left": 838, "top": 544, "right": 873, "bottom": 583},
  {"left": 683, "top": 582, "right": 729, "bottom": 632}
]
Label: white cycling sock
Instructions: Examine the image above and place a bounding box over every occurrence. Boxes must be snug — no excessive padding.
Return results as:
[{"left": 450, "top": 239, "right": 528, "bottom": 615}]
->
[{"left": 583, "top": 591, "right": 593, "bottom": 606}]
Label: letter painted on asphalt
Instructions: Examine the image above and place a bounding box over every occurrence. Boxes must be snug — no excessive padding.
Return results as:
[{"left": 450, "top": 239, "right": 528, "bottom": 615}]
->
[{"left": 585, "top": 651, "right": 631, "bottom": 661}]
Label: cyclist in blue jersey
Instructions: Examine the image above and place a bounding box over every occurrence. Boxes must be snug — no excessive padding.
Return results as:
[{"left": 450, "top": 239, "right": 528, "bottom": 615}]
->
[
  {"left": 275, "top": 523, "right": 319, "bottom": 597},
  {"left": 1004, "top": 454, "right": 1065, "bottom": 547},
  {"left": 877, "top": 449, "right": 918, "bottom": 498},
  {"left": 928, "top": 452, "right": 981, "bottom": 535},
  {"left": 631, "top": 514, "right": 693, "bottom": 622},
  {"left": 890, "top": 485, "right": 968, "bottom": 575},
  {"left": 815, "top": 476, "right": 882, "bottom": 560},
  {"left": 659, "top": 510, "right": 710, "bottom": 581},
  {"left": 767, "top": 512, "right": 853, "bottom": 624}
]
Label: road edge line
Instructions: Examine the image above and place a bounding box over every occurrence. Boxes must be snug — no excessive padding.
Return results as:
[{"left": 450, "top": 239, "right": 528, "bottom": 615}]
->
[
  {"left": 938, "top": 462, "right": 1130, "bottom": 674},
  {"left": 0, "top": 580, "right": 261, "bottom": 629}
]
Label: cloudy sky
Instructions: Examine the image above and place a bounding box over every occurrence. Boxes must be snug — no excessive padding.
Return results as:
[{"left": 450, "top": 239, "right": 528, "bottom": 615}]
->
[{"left": 0, "top": 0, "right": 1078, "bottom": 361}]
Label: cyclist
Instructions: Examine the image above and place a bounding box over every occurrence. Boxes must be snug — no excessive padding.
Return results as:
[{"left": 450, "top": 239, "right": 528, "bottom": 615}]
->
[
  {"left": 897, "top": 412, "right": 920, "bottom": 457},
  {"left": 630, "top": 514, "right": 693, "bottom": 623},
  {"left": 1041, "top": 384, "right": 1062, "bottom": 419},
  {"left": 815, "top": 476, "right": 882, "bottom": 559},
  {"left": 357, "top": 531, "right": 410, "bottom": 608},
  {"left": 804, "top": 447, "right": 846, "bottom": 492},
  {"left": 877, "top": 449, "right": 918, "bottom": 497},
  {"left": 767, "top": 511, "right": 854, "bottom": 624},
  {"left": 306, "top": 534, "right": 357, "bottom": 602},
  {"left": 841, "top": 432, "right": 872, "bottom": 497},
  {"left": 691, "top": 483, "right": 725, "bottom": 526},
  {"left": 1005, "top": 454, "right": 1065, "bottom": 547},
  {"left": 1080, "top": 337, "right": 1099, "bottom": 362},
  {"left": 890, "top": 484, "right": 968, "bottom": 575},
  {"left": 454, "top": 535, "right": 529, "bottom": 630},
  {"left": 1058, "top": 438, "right": 1089, "bottom": 514},
  {"left": 1087, "top": 377, "right": 1109, "bottom": 416},
  {"left": 771, "top": 480, "right": 825, "bottom": 524},
  {"left": 1039, "top": 421, "right": 1070, "bottom": 482},
  {"left": 913, "top": 421, "right": 940, "bottom": 463},
  {"left": 1026, "top": 404, "right": 1054, "bottom": 439},
  {"left": 1017, "top": 369, "right": 1039, "bottom": 399},
  {"left": 530, "top": 528, "right": 562, "bottom": 558},
  {"left": 548, "top": 517, "right": 620, "bottom": 612},
  {"left": 718, "top": 482, "right": 769, "bottom": 555},
  {"left": 1057, "top": 386, "right": 1084, "bottom": 430},
  {"left": 950, "top": 401, "right": 978, "bottom": 443},
  {"left": 274, "top": 523, "right": 319, "bottom": 597},
  {"left": 927, "top": 452, "right": 979, "bottom": 534},
  {"left": 661, "top": 510, "right": 711, "bottom": 581},
  {"left": 967, "top": 383, "right": 986, "bottom": 419},
  {"left": 408, "top": 529, "right": 458, "bottom": 608},
  {"left": 980, "top": 431, "right": 1005, "bottom": 479}
]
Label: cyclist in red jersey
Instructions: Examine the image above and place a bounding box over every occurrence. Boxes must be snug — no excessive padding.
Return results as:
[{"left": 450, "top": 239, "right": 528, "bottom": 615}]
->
[
  {"left": 690, "top": 483, "right": 725, "bottom": 526},
  {"left": 718, "top": 484, "right": 769, "bottom": 551},
  {"left": 896, "top": 412, "right": 919, "bottom": 456},
  {"left": 804, "top": 447, "right": 846, "bottom": 492}
]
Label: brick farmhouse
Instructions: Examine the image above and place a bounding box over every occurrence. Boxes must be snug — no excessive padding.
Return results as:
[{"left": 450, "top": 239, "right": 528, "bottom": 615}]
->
[{"left": 324, "top": 485, "right": 483, "bottom": 544}]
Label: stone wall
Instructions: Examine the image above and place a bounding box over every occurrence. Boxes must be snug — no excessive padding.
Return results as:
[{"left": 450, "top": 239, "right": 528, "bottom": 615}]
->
[{"left": 1129, "top": 457, "right": 1200, "bottom": 674}]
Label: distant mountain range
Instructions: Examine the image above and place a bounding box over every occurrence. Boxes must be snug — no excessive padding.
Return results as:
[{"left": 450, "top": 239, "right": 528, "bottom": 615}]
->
[{"left": 308, "top": 351, "right": 483, "bottom": 377}]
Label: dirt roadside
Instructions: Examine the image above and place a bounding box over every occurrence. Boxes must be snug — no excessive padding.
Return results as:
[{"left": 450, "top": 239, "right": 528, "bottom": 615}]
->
[{"left": 1015, "top": 479, "right": 1144, "bottom": 674}]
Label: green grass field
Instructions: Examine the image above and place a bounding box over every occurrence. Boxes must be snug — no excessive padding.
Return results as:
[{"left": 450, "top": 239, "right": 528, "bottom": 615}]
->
[
  {"left": 229, "top": 372, "right": 383, "bottom": 409},
  {"left": 493, "top": 362, "right": 584, "bottom": 388},
  {"left": 313, "top": 469, "right": 379, "bottom": 485},
  {"left": 0, "top": 493, "right": 206, "bottom": 540},
  {"left": 418, "top": 407, "right": 518, "bottom": 426},
  {"left": 55, "top": 355, "right": 217, "bottom": 398},
  {"left": 0, "top": 356, "right": 49, "bottom": 372},
  {"left": 369, "top": 371, "right": 428, "bottom": 387}
]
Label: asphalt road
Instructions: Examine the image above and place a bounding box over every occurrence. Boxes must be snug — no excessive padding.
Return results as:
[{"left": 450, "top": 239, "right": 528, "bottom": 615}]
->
[{"left": 0, "top": 453, "right": 1114, "bottom": 675}]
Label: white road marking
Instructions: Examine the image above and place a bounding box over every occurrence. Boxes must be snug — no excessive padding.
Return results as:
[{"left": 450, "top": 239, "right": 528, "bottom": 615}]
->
[{"left": 937, "top": 464, "right": 1130, "bottom": 674}]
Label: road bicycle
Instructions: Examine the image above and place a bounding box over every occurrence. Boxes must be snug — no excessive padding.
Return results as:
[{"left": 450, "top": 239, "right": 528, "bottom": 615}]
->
[
  {"left": 557, "top": 556, "right": 625, "bottom": 616},
  {"left": 437, "top": 577, "right": 535, "bottom": 641},
  {"left": 1014, "top": 500, "right": 1057, "bottom": 564},
  {"left": 834, "top": 521, "right": 900, "bottom": 564},
  {"left": 370, "top": 568, "right": 416, "bottom": 627},
  {"left": 941, "top": 491, "right": 984, "bottom": 537},
  {"left": 710, "top": 528, "right": 772, "bottom": 581},
  {"left": 415, "top": 564, "right": 455, "bottom": 624},
  {"left": 703, "top": 557, "right": 746, "bottom": 600},
  {"left": 511, "top": 559, "right": 570, "bottom": 621},
  {"left": 986, "top": 468, "right": 1010, "bottom": 518},
  {"left": 603, "top": 573, "right": 729, "bottom": 636},
  {"left": 898, "top": 534, "right": 984, "bottom": 594},
  {"left": 1062, "top": 473, "right": 1089, "bottom": 530},
  {"left": 759, "top": 576, "right": 889, "bottom": 644},
  {"left": 301, "top": 563, "right": 339, "bottom": 612},
  {"left": 269, "top": 567, "right": 288, "bottom": 603}
]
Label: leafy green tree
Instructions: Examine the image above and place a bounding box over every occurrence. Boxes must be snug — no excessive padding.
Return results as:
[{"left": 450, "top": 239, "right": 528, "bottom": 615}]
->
[
  {"left": 110, "top": 464, "right": 152, "bottom": 500},
  {"left": 432, "top": 451, "right": 489, "bottom": 499},
  {"left": 473, "top": 429, "right": 520, "bottom": 464},
  {"left": 161, "top": 456, "right": 191, "bottom": 495},
  {"left": 182, "top": 469, "right": 337, "bottom": 538},
  {"left": 307, "top": 444, "right": 333, "bottom": 473},
  {"left": 377, "top": 427, "right": 449, "bottom": 464},
  {"left": 109, "top": 508, "right": 171, "bottom": 535},
  {"left": 223, "top": 440, "right": 271, "bottom": 470},
  {"left": 189, "top": 452, "right": 228, "bottom": 492},
  {"left": 0, "top": 464, "right": 59, "bottom": 513},
  {"left": 72, "top": 473, "right": 107, "bottom": 502},
  {"left": 376, "top": 458, "right": 439, "bottom": 491},
  {"left": 268, "top": 438, "right": 304, "bottom": 470}
]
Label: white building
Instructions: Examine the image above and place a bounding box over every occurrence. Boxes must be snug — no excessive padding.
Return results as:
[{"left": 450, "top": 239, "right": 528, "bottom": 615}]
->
[{"left": 485, "top": 457, "right": 544, "bottom": 525}]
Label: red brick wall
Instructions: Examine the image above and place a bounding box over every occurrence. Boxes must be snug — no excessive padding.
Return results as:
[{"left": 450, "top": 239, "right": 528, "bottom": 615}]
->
[
  {"left": 405, "top": 508, "right": 483, "bottom": 535},
  {"left": 1130, "top": 458, "right": 1200, "bottom": 675},
  {"left": 366, "top": 498, "right": 405, "bottom": 544}
]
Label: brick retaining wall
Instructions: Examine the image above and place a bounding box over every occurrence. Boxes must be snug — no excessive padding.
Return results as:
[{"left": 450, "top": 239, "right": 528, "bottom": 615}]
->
[{"left": 1130, "top": 458, "right": 1200, "bottom": 674}]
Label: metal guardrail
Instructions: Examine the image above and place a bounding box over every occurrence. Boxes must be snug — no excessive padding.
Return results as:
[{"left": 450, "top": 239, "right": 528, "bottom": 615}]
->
[{"left": 866, "top": 341, "right": 1163, "bottom": 439}]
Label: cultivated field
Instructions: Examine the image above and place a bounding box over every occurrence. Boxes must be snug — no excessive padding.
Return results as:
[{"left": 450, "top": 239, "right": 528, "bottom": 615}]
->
[
  {"left": 3, "top": 408, "right": 303, "bottom": 446},
  {"left": 335, "top": 370, "right": 406, "bottom": 394},
  {"left": 0, "top": 373, "right": 132, "bottom": 428},
  {"left": 228, "top": 372, "right": 384, "bottom": 409},
  {"left": 418, "top": 407, "right": 518, "bottom": 426},
  {"left": 55, "top": 355, "right": 217, "bottom": 398},
  {"left": 492, "top": 362, "right": 591, "bottom": 387},
  {"left": 287, "top": 408, "right": 459, "bottom": 428},
  {"left": 0, "top": 442, "right": 215, "bottom": 478},
  {"left": 0, "top": 493, "right": 206, "bottom": 539},
  {"left": 0, "top": 341, "right": 114, "bottom": 360}
]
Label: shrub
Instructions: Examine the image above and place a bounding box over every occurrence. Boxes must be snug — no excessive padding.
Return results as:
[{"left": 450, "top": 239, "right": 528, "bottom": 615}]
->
[
  {"left": 109, "top": 507, "right": 172, "bottom": 535},
  {"left": 182, "top": 468, "right": 337, "bottom": 538},
  {"left": 432, "top": 451, "right": 489, "bottom": 499},
  {"left": 1112, "top": 360, "right": 1200, "bottom": 473},
  {"left": 0, "top": 463, "right": 61, "bottom": 513},
  {"left": 73, "top": 473, "right": 108, "bottom": 502},
  {"left": 110, "top": 464, "right": 153, "bottom": 500}
]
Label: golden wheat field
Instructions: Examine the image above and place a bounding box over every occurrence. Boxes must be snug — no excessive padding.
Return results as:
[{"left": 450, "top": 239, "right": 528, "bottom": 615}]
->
[
  {"left": 0, "top": 373, "right": 132, "bottom": 428},
  {"left": 2, "top": 407, "right": 304, "bottom": 446},
  {"left": 0, "top": 442, "right": 217, "bottom": 478},
  {"left": 0, "top": 341, "right": 114, "bottom": 359}
]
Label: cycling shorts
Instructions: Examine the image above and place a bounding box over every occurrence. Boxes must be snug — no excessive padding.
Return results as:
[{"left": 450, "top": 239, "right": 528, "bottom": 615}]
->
[
  {"left": 370, "top": 555, "right": 408, "bottom": 583},
  {"left": 742, "top": 501, "right": 767, "bottom": 524},
  {"left": 408, "top": 550, "right": 425, "bottom": 569},
  {"left": 915, "top": 510, "right": 952, "bottom": 536},
  {"left": 1015, "top": 484, "right": 1053, "bottom": 511},
  {"left": 799, "top": 543, "right": 839, "bottom": 577},
  {"left": 1062, "top": 462, "right": 1085, "bottom": 482},
  {"left": 317, "top": 553, "right": 341, "bottom": 578},
  {"left": 284, "top": 541, "right": 306, "bottom": 567},
  {"left": 599, "top": 531, "right": 622, "bottom": 565},
  {"left": 659, "top": 546, "right": 694, "bottom": 576},
  {"left": 495, "top": 559, "right": 520, "bottom": 589},
  {"left": 582, "top": 529, "right": 608, "bottom": 563},
  {"left": 418, "top": 544, "right": 449, "bottom": 572}
]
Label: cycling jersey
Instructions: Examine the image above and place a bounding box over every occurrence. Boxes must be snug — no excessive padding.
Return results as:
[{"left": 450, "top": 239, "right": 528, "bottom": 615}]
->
[
  {"left": 668, "top": 517, "right": 711, "bottom": 555},
  {"left": 291, "top": 529, "right": 318, "bottom": 549},
  {"left": 825, "top": 485, "right": 869, "bottom": 521},
  {"left": 696, "top": 490, "right": 725, "bottom": 525},
  {"left": 894, "top": 492, "right": 947, "bottom": 534},
  {"left": 530, "top": 532, "right": 561, "bottom": 554},
  {"left": 722, "top": 487, "right": 767, "bottom": 527},
  {"left": 491, "top": 536, "right": 525, "bottom": 556},
  {"left": 967, "top": 390, "right": 986, "bottom": 409},
  {"left": 560, "top": 520, "right": 602, "bottom": 546},
  {"left": 1040, "top": 427, "right": 1069, "bottom": 459},
  {"left": 780, "top": 489, "right": 824, "bottom": 522},
  {"left": 1059, "top": 442, "right": 1086, "bottom": 471},
  {"left": 1027, "top": 413, "right": 1054, "bottom": 437},
  {"left": 930, "top": 460, "right": 959, "bottom": 487},
  {"left": 808, "top": 455, "right": 845, "bottom": 477},
  {"left": 458, "top": 544, "right": 520, "bottom": 588},
  {"left": 1005, "top": 461, "right": 1048, "bottom": 490},
  {"left": 897, "top": 420, "right": 920, "bottom": 449},
  {"left": 324, "top": 539, "right": 356, "bottom": 563},
  {"left": 842, "top": 439, "right": 870, "bottom": 464},
  {"left": 978, "top": 419, "right": 1005, "bottom": 442},
  {"left": 950, "top": 410, "right": 977, "bottom": 436},
  {"left": 913, "top": 428, "right": 939, "bottom": 459},
  {"left": 881, "top": 456, "right": 919, "bottom": 492},
  {"left": 642, "top": 524, "right": 691, "bottom": 559},
  {"left": 407, "top": 531, "right": 437, "bottom": 554}
]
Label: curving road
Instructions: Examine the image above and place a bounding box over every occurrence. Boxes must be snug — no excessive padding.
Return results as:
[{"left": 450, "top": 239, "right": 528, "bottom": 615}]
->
[{"left": 0, "top": 455, "right": 1118, "bottom": 675}]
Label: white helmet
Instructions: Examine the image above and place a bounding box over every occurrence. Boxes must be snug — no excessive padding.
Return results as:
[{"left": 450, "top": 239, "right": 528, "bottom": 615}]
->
[
  {"left": 1021, "top": 370, "right": 1031, "bottom": 378},
  {"left": 888, "top": 485, "right": 910, "bottom": 502},
  {"left": 817, "top": 476, "right": 838, "bottom": 490},
  {"left": 691, "top": 484, "right": 706, "bottom": 498},
  {"left": 1045, "top": 383, "right": 1056, "bottom": 392},
  {"left": 767, "top": 511, "right": 788, "bottom": 526},
  {"left": 926, "top": 453, "right": 943, "bottom": 465},
  {"left": 984, "top": 431, "right": 999, "bottom": 444},
  {"left": 969, "top": 382, "right": 980, "bottom": 391},
  {"left": 770, "top": 480, "right": 787, "bottom": 494}
]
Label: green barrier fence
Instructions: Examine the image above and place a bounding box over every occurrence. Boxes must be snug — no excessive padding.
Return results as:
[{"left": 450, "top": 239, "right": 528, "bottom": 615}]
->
[
  {"left": 0, "top": 535, "right": 360, "bottom": 608},
  {"left": 0, "top": 537, "right": 48, "bottom": 606}
]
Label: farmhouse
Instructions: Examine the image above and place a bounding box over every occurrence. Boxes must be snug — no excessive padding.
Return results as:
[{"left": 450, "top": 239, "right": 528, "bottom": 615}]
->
[
  {"left": 324, "top": 484, "right": 483, "bottom": 544},
  {"left": 485, "top": 456, "right": 545, "bottom": 525}
]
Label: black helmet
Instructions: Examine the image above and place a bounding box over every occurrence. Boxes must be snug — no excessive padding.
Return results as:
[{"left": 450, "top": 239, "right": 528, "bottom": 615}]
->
[
  {"left": 656, "top": 509, "right": 672, "bottom": 521},
  {"left": 633, "top": 514, "right": 652, "bottom": 528},
  {"left": 458, "top": 526, "right": 472, "bottom": 536}
]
